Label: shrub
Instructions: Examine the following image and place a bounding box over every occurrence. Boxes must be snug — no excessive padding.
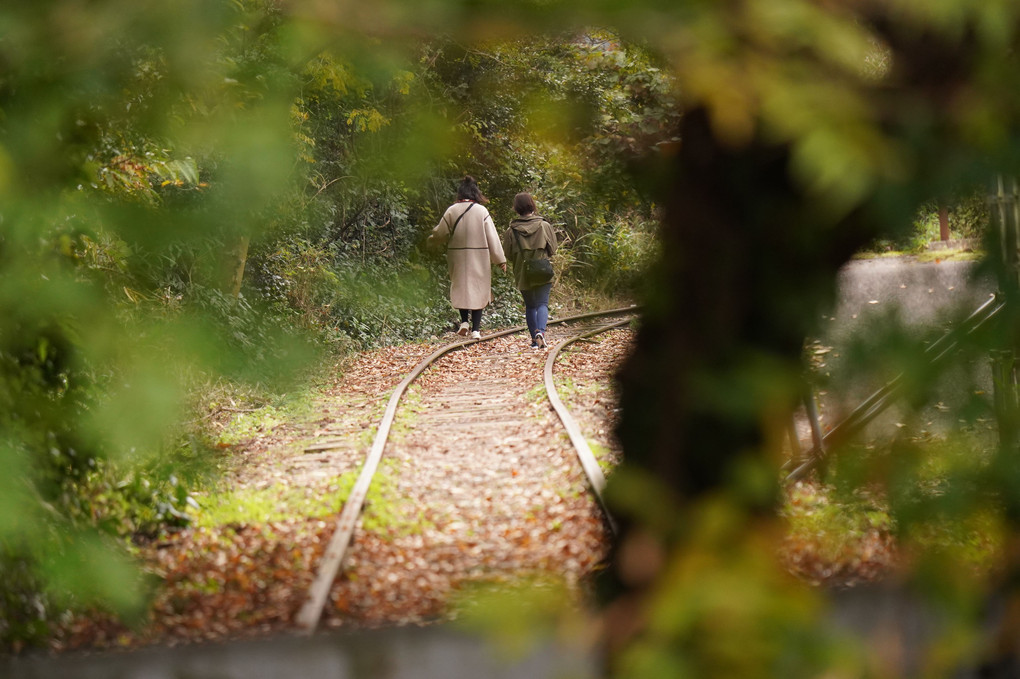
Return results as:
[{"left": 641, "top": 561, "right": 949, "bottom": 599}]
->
[{"left": 570, "top": 213, "right": 660, "bottom": 294}]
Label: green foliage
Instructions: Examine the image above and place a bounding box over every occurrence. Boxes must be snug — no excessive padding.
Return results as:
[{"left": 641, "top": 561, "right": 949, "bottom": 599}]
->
[
  {"left": 867, "top": 189, "right": 991, "bottom": 253},
  {"left": 0, "top": 0, "right": 315, "bottom": 647},
  {"left": 452, "top": 576, "right": 583, "bottom": 659},
  {"left": 249, "top": 235, "right": 526, "bottom": 349},
  {"left": 193, "top": 459, "right": 421, "bottom": 537},
  {"left": 783, "top": 482, "right": 891, "bottom": 565},
  {"left": 194, "top": 483, "right": 353, "bottom": 528},
  {"left": 571, "top": 213, "right": 660, "bottom": 293},
  {"left": 221, "top": 30, "right": 671, "bottom": 364},
  {"left": 318, "top": 263, "right": 453, "bottom": 347},
  {"left": 6, "top": 0, "right": 1020, "bottom": 670},
  {"left": 911, "top": 193, "right": 990, "bottom": 248},
  {"left": 615, "top": 522, "right": 845, "bottom": 679},
  {"left": 413, "top": 33, "right": 677, "bottom": 237}
]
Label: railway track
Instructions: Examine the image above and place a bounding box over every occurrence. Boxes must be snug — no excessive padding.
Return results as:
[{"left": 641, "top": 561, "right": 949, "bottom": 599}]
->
[{"left": 295, "top": 306, "right": 637, "bottom": 633}]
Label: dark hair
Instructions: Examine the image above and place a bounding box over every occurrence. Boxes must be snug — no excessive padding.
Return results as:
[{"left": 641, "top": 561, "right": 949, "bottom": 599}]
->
[
  {"left": 513, "top": 192, "right": 536, "bottom": 216},
  {"left": 456, "top": 175, "right": 488, "bottom": 204}
]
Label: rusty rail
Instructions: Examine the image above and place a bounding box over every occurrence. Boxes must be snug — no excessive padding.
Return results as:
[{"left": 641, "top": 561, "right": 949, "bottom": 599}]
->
[{"left": 543, "top": 317, "right": 631, "bottom": 536}]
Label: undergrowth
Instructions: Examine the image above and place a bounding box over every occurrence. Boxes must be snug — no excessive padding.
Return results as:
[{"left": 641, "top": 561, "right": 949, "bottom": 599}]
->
[{"left": 783, "top": 431, "right": 1005, "bottom": 585}]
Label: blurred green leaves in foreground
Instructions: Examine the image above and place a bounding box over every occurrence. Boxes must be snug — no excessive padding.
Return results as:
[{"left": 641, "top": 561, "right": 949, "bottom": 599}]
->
[
  {"left": 0, "top": 0, "right": 673, "bottom": 648},
  {"left": 0, "top": 0, "right": 325, "bottom": 638},
  {"left": 7, "top": 0, "right": 1020, "bottom": 675}
]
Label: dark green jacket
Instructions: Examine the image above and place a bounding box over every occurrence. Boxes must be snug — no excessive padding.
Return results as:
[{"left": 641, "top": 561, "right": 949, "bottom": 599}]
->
[{"left": 503, "top": 215, "right": 557, "bottom": 290}]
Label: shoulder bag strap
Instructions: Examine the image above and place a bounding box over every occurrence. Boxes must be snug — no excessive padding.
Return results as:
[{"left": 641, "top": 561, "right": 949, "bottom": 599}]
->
[{"left": 447, "top": 202, "right": 475, "bottom": 246}]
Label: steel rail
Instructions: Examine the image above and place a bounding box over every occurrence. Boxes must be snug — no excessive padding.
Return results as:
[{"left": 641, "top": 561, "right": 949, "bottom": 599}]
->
[
  {"left": 543, "top": 317, "right": 632, "bottom": 536},
  {"left": 295, "top": 305, "right": 639, "bottom": 634},
  {"left": 785, "top": 294, "right": 1004, "bottom": 484}
]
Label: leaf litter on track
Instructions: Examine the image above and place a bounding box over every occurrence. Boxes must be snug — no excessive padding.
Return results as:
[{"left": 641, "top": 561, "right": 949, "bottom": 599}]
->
[{"left": 52, "top": 329, "right": 632, "bottom": 651}]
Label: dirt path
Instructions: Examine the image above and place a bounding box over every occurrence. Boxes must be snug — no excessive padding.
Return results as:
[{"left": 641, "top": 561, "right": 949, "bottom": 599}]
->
[{"left": 55, "top": 327, "right": 633, "bottom": 651}]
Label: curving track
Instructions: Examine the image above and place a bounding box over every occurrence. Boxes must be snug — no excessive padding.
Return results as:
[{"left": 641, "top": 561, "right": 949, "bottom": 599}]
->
[{"left": 296, "top": 307, "right": 637, "bottom": 633}]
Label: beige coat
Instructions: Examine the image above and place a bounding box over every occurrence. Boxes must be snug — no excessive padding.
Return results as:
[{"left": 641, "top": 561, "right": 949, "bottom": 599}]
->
[{"left": 428, "top": 201, "right": 507, "bottom": 309}]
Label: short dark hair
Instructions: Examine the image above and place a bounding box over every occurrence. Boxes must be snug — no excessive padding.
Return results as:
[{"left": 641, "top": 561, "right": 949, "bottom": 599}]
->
[
  {"left": 456, "top": 176, "right": 488, "bottom": 204},
  {"left": 513, "top": 192, "right": 536, "bottom": 215}
]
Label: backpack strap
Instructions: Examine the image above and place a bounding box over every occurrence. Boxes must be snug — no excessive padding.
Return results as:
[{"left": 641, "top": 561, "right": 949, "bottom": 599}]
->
[{"left": 511, "top": 226, "right": 523, "bottom": 254}]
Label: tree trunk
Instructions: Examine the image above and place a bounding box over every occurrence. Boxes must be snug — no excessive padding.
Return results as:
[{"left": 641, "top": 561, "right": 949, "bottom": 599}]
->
[
  {"left": 602, "top": 106, "right": 880, "bottom": 650},
  {"left": 613, "top": 107, "right": 875, "bottom": 507},
  {"left": 224, "top": 236, "right": 249, "bottom": 298}
]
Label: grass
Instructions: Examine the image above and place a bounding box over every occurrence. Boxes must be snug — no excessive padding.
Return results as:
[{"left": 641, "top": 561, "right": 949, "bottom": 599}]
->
[
  {"left": 782, "top": 482, "right": 891, "bottom": 564},
  {"left": 853, "top": 246, "right": 985, "bottom": 263},
  {"left": 524, "top": 383, "right": 548, "bottom": 404},
  {"left": 784, "top": 430, "right": 1005, "bottom": 578},
  {"left": 589, "top": 440, "right": 613, "bottom": 474},
  {"left": 215, "top": 388, "right": 322, "bottom": 446},
  {"left": 181, "top": 333, "right": 444, "bottom": 541},
  {"left": 388, "top": 385, "right": 423, "bottom": 442},
  {"left": 549, "top": 373, "right": 603, "bottom": 410},
  {"left": 365, "top": 459, "right": 434, "bottom": 537},
  {"left": 914, "top": 248, "right": 984, "bottom": 263},
  {"left": 550, "top": 284, "right": 635, "bottom": 318},
  {"left": 192, "top": 479, "right": 356, "bottom": 528},
  {"left": 191, "top": 459, "right": 426, "bottom": 538},
  {"left": 216, "top": 409, "right": 284, "bottom": 446}
]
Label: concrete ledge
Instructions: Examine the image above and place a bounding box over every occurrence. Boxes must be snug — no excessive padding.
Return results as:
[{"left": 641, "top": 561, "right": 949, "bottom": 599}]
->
[
  {"left": 926, "top": 238, "right": 980, "bottom": 251},
  {"left": 0, "top": 626, "right": 597, "bottom": 679}
]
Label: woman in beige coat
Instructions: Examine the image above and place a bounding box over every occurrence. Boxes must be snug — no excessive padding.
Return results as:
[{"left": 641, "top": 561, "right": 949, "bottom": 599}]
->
[{"left": 428, "top": 176, "right": 507, "bottom": 339}]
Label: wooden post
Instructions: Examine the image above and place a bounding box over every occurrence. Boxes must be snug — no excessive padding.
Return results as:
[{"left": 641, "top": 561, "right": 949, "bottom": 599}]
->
[
  {"left": 991, "top": 176, "right": 1020, "bottom": 453},
  {"left": 938, "top": 204, "right": 950, "bottom": 242}
]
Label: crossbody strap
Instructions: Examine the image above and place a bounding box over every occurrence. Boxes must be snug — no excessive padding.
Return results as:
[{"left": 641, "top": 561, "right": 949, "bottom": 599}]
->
[{"left": 447, "top": 202, "right": 475, "bottom": 245}]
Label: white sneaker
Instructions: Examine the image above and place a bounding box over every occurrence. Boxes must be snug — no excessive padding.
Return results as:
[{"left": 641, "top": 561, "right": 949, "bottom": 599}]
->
[
  {"left": 470, "top": 330, "right": 481, "bottom": 340},
  {"left": 535, "top": 332, "right": 546, "bottom": 348},
  {"left": 457, "top": 322, "right": 469, "bottom": 336}
]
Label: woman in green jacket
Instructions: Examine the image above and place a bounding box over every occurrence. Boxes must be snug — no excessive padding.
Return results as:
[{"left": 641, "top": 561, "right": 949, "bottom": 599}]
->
[{"left": 504, "top": 192, "right": 557, "bottom": 349}]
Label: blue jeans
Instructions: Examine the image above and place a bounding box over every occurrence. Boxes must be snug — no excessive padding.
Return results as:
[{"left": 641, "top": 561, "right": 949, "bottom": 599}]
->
[{"left": 521, "top": 283, "right": 551, "bottom": 340}]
